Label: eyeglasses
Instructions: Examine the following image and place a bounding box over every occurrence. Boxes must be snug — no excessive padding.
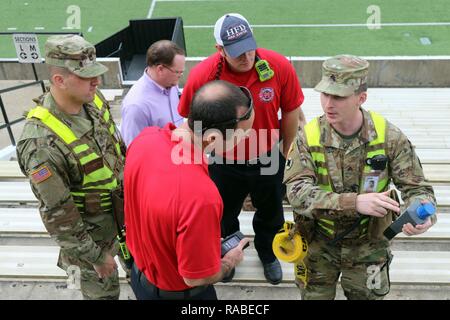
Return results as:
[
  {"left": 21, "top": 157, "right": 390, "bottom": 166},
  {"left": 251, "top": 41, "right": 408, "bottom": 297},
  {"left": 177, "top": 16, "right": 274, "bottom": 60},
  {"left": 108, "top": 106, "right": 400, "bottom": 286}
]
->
[
  {"left": 202, "top": 86, "right": 254, "bottom": 132},
  {"left": 161, "top": 64, "right": 184, "bottom": 75}
]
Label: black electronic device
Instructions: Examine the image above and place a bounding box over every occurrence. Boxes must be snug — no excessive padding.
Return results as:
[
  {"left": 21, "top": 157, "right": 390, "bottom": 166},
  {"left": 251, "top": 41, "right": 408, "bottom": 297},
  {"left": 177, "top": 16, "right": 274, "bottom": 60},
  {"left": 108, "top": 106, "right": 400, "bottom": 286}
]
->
[
  {"left": 365, "top": 154, "right": 388, "bottom": 171},
  {"left": 221, "top": 231, "right": 249, "bottom": 257}
]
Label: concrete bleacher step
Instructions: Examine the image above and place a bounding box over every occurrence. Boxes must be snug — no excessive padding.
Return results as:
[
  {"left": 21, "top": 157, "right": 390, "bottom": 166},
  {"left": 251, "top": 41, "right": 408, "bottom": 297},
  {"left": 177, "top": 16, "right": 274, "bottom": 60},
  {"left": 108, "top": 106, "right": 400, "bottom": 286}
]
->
[
  {"left": 233, "top": 246, "right": 450, "bottom": 285},
  {"left": 238, "top": 211, "right": 450, "bottom": 240},
  {"left": 99, "top": 89, "right": 124, "bottom": 103},
  {"left": 1, "top": 208, "right": 449, "bottom": 241},
  {"left": 1, "top": 181, "right": 450, "bottom": 206},
  {"left": 0, "top": 245, "right": 449, "bottom": 285},
  {"left": 2, "top": 161, "right": 450, "bottom": 180},
  {"left": 411, "top": 149, "right": 450, "bottom": 164},
  {"left": 0, "top": 245, "right": 127, "bottom": 280}
]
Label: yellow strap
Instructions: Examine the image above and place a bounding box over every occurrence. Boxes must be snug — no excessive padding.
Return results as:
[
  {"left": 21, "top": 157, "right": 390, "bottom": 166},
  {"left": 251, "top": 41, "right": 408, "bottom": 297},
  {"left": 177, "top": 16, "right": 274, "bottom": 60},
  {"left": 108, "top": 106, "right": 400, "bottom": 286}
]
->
[
  {"left": 366, "top": 111, "right": 388, "bottom": 193},
  {"left": 305, "top": 117, "right": 333, "bottom": 191},
  {"left": 27, "top": 105, "right": 117, "bottom": 192},
  {"left": 93, "top": 94, "right": 104, "bottom": 111},
  {"left": 369, "top": 111, "right": 386, "bottom": 145},
  {"left": 27, "top": 106, "right": 77, "bottom": 144},
  {"left": 304, "top": 117, "right": 321, "bottom": 147}
]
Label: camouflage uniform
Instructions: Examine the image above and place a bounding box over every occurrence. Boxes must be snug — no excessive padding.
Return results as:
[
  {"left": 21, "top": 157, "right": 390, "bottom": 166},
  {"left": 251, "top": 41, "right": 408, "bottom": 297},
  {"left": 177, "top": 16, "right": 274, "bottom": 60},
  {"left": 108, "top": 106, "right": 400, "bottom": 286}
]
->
[
  {"left": 284, "top": 55, "right": 436, "bottom": 300},
  {"left": 16, "top": 35, "right": 126, "bottom": 300}
]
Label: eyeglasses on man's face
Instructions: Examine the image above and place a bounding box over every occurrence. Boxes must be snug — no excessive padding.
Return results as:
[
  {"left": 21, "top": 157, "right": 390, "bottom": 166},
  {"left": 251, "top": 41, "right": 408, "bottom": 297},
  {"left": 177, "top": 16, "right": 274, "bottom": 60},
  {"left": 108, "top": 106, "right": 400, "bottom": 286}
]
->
[
  {"left": 161, "top": 64, "right": 184, "bottom": 75},
  {"left": 201, "top": 86, "right": 254, "bottom": 132}
]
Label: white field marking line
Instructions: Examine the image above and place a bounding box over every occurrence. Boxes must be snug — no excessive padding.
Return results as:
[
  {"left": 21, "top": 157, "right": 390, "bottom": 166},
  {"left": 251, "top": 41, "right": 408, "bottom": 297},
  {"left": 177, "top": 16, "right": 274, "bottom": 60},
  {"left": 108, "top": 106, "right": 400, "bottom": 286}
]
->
[
  {"left": 150, "top": 0, "right": 233, "bottom": 17},
  {"left": 157, "top": 0, "right": 236, "bottom": 1},
  {"left": 88, "top": 26, "right": 93, "bottom": 32},
  {"left": 7, "top": 27, "right": 17, "bottom": 31},
  {"left": 184, "top": 22, "right": 450, "bottom": 28},
  {"left": 34, "top": 27, "right": 45, "bottom": 30},
  {"left": 147, "top": 0, "right": 157, "bottom": 18}
]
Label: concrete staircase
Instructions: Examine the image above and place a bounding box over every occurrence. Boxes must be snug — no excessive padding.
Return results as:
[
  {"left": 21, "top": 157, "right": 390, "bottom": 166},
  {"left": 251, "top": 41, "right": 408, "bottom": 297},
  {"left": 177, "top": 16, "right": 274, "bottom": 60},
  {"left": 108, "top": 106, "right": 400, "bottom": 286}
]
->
[{"left": 0, "top": 88, "right": 449, "bottom": 300}]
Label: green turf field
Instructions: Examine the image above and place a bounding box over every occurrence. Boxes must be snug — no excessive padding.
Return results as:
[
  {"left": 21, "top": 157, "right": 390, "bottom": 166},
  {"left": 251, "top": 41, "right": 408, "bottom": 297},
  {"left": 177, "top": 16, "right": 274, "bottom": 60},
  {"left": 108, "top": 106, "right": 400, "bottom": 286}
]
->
[{"left": 1, "top": 0, "right": 450, "bottom": 58}]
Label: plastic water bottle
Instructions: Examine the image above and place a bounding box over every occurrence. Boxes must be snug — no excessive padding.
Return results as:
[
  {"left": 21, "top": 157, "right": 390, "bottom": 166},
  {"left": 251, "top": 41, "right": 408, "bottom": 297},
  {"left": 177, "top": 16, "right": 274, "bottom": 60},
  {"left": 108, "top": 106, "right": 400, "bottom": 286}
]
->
[{"left": 383, "top": 200, "right": 435, "bottom": 240}]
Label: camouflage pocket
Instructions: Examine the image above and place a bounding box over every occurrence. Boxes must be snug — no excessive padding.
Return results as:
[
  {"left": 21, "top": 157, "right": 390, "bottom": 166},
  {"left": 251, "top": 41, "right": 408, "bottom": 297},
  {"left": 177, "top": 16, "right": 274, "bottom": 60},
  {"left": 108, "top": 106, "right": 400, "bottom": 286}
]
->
[
  {"left": 368, "top": 189, "right": 399, "bottom": 241},
  {"left": 367, "top": 250, "right": 393, "bottom": 297},
  {"left": 84, "top": 193, "right": 102, "bottom": 215},
  {"left": 295, "top": 214, "right": 315, "bottom": 243}
]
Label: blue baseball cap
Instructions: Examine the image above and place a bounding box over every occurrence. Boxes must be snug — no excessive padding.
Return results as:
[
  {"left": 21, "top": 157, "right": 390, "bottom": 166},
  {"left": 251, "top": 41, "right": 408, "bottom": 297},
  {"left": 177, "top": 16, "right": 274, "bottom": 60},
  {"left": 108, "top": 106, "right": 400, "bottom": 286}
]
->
[{"left": 214, "top": 13, "right": 257, "bottom": 58}]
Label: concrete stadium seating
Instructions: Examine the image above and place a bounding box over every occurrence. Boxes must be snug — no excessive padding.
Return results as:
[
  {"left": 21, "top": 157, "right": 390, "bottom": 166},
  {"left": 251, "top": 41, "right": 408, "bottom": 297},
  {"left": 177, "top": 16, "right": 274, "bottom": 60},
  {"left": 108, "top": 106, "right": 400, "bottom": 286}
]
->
[{"left": 0, "top": 88, "right": 449, "bottom": 299}]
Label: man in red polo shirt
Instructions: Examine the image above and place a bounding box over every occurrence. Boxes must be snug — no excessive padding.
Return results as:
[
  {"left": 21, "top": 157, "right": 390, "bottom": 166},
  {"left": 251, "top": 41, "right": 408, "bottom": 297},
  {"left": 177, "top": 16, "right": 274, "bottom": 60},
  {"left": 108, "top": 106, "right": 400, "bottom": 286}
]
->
[
  {"left": 125, "top": 80, "right": 252, "bottom": 300},
  {"left": 178, "top": 13, "right": 305, "bottom": 284}
]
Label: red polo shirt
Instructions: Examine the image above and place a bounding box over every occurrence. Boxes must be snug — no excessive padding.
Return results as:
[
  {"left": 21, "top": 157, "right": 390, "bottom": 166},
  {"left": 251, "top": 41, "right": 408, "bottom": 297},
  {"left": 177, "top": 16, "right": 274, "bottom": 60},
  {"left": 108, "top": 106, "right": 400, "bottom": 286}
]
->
[
  {"left": 124, "top": 123, "right": 223, "bottom": 291},
  {"left": 178, "top": 48, "right": 304, "bottom": 160}
]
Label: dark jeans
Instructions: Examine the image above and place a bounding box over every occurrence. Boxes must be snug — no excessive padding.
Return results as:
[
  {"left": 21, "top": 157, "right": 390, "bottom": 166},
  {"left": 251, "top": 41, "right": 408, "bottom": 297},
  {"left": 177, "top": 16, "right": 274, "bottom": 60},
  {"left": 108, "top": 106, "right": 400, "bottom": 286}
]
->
[
  {"left": 209, "top": 151, "right": 286, "bottom": 263},
  {"left": 130, "top": 263, "right": 217, "bottom": 300}
]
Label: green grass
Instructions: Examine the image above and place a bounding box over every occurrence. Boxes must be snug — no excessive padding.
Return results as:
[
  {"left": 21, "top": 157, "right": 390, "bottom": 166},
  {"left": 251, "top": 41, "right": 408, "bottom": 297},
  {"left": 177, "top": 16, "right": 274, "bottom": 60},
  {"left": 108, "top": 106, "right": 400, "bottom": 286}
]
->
[
  {"left": 0, "top": 0, "right": 149, "bottom": 57},
  {"left": 1, "top": 0, "right": 450, "bottom": 58}
]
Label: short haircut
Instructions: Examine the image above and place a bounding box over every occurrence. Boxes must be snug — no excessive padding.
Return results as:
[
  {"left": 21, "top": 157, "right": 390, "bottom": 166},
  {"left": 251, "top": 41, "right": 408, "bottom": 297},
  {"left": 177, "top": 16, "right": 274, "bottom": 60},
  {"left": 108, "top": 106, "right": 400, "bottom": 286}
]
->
[
  {"left": 48, "top": 65, "right": 72, "bottom": 84},
  {"left": 355, "top": 82, "right": 368, "bottom": 95},
  {"left": 146, "top": 40, "right": 185, "bottom": 67},
  {"left": 188, "top": 80, "right": 250, "bottom": 136}
]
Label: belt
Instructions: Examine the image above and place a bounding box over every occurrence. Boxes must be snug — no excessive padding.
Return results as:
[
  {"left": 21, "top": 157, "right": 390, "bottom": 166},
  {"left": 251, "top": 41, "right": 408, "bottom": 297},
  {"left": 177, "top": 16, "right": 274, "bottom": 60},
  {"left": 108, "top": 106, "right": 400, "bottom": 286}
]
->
[{"left": 132, "top": 263, "right": 208, "bottom": 299}]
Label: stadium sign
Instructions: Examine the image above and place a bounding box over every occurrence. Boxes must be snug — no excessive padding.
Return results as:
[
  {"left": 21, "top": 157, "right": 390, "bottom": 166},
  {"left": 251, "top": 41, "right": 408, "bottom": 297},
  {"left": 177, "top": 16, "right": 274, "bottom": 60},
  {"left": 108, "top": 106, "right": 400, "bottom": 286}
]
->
[{"left": 12, "top": 33, "right": 42, "bottom": 63}]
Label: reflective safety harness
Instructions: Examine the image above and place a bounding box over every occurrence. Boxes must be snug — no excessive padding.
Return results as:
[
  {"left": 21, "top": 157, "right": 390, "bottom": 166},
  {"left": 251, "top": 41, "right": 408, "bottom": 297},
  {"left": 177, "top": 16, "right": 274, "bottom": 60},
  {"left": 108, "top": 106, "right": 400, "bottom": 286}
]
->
[
  {"left": 26, "top": 94, "right": 123, "bottom": 215},
  {"left": 303, "top": 111, "right": 388, "bottom": 240}
]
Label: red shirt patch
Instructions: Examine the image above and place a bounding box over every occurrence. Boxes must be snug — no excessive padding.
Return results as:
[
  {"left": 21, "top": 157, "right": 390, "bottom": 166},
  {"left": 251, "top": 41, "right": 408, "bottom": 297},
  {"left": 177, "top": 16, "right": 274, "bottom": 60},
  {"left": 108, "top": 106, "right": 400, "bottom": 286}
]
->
[
  {"left": 30, "top": 165, "right": 52, "bottom": 184},
  {"left": 259, "top": 87, "right": 274, "bottom": 102}
]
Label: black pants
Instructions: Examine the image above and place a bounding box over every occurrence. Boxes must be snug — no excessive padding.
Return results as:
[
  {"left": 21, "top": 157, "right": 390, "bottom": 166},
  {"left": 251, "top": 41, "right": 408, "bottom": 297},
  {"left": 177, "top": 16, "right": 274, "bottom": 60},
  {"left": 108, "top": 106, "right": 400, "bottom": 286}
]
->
[
  {"left": 130, "top": 263, "right": 217, "bottom": 300},
  {"left": 209, "top": 151, "right": 286, "bottom": 263}
]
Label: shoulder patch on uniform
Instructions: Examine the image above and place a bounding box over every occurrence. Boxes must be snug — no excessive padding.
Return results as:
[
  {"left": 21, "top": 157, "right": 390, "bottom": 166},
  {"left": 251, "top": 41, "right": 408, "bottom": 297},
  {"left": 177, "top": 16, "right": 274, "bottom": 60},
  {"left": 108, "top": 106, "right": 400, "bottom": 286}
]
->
[
  {"left": 30, "top": 165, "right": 52, "bottom": 184},
  {"left": 286, "top": 158, "right": 293, "bottom": 170}
]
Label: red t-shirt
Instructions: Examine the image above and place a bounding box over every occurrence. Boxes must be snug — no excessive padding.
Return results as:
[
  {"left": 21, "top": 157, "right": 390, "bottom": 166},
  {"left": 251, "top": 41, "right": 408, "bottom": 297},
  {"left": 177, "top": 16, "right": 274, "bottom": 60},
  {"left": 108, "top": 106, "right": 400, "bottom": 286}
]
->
[
  {"left": 178, "top": 48, "right": 304, "bottom": 160},
  {"left": 124, "top": 123, "right": 223, "bottom": 291}
]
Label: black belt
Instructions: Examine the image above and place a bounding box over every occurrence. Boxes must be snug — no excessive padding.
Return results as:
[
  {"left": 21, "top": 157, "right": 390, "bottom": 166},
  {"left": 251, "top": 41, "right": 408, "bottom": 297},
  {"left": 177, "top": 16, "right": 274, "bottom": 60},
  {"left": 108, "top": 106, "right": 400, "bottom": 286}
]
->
[{"left": 132, "top": 263, "right": 208, "bottom": 299}]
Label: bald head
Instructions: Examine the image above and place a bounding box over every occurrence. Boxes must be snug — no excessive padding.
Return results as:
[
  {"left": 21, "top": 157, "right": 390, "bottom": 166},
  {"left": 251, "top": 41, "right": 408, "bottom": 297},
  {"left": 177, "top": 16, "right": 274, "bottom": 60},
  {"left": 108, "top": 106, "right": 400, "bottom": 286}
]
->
[
  {"left": 195, "top": 80, "right": 235, "bottom": 104},
  {"left": 188, "top": 80, "right": 250, "bottom": 135}
]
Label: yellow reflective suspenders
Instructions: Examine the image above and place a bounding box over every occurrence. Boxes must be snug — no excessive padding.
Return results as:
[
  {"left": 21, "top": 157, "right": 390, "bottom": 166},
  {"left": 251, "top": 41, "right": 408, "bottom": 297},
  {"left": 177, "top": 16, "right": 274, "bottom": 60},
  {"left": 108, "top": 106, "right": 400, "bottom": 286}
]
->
[
  {"left": 26, "top": 95, "right": 121, "bottom": 214},
  {"left": 303, "top": 111, "right": 388, "bottom": 239}
]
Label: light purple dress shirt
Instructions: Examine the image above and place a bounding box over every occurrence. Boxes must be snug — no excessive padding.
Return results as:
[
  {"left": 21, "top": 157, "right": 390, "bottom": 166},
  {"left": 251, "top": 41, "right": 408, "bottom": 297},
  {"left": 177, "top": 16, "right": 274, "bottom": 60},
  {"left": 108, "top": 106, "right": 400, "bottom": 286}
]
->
[{"left": 120, "top": 70, "right": 183, "bottom": 146}]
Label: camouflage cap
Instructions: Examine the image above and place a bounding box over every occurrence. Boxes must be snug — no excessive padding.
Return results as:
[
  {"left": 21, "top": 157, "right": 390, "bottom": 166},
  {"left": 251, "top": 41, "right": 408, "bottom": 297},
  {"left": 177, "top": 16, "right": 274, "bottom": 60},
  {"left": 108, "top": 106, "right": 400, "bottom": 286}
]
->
[
  {"left": 314, "top": 54, "right": 369, "bottom": 97},
  {"left": 45, "top": 35, "right": 108, "bottom": 78}
]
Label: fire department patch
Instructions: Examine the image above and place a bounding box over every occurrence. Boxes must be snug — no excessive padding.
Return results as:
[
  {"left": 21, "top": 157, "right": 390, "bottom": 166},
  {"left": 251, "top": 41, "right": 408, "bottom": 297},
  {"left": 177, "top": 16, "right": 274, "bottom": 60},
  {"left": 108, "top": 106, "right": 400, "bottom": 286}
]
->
[
  {"left": 30, "top": 165, "right": 52, "bottom": 184},
  {"left": 259, "top": 87, "right": 274, "bottom": 102}
]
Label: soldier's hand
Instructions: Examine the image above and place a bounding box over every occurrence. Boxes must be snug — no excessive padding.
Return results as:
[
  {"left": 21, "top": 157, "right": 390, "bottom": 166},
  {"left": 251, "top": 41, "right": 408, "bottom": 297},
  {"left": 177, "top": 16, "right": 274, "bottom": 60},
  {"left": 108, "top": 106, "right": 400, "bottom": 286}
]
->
[
  {"left": 356, "top": 190, "right": 400, "bottom": 217},
  {"left": 93, "top": 253, "right": 118, "bottom": 279},
  {"left": 402, "top": 218, "right": 433, "bottom": 236}
]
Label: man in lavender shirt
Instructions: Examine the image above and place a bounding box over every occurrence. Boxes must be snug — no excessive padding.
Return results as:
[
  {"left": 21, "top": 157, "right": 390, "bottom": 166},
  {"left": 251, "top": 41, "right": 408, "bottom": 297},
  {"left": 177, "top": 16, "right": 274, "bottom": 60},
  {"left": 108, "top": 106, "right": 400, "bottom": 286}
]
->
[{"left": 121, "top": 40, "right": 185, "bottom": 146}]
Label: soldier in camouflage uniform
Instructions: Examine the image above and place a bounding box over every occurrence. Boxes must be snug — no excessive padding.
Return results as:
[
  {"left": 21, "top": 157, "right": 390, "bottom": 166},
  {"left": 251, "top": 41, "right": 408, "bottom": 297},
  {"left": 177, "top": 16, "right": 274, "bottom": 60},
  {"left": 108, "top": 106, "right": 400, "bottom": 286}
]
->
[
  {"left": 284, "top": 54, "right": 437, "bottom": 300},
  {"left": 16, "top": 35, "right": 127, "bottom": 299}
]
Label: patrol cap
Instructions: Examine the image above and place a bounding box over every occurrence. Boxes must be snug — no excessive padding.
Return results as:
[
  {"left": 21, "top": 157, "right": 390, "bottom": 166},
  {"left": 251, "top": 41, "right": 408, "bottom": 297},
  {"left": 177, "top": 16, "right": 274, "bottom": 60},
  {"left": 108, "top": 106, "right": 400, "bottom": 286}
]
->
[
  {"left": 214, "top": 13, "right": 257, "bottom": 58},
  {"left": 45, "top": 34, "right": 108, "bottom": 78},
  {"left": 314, "top": 54, "right": 369, "bottom": 97}
]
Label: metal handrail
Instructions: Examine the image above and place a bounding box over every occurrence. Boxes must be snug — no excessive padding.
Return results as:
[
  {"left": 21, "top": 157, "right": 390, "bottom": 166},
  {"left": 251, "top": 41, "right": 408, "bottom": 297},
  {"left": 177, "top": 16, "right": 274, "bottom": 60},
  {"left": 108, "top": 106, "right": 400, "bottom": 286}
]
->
[{"left": 0, "top": 80, "right": 45, "bottom": 146}]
